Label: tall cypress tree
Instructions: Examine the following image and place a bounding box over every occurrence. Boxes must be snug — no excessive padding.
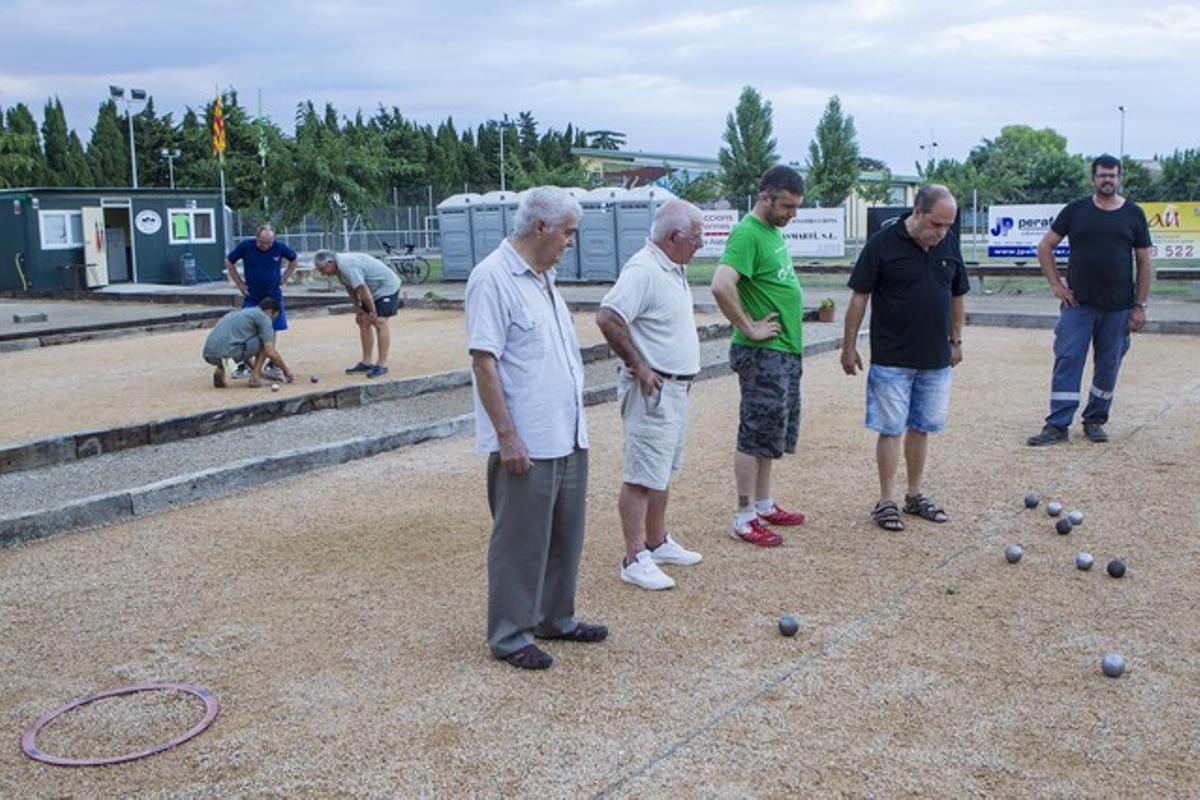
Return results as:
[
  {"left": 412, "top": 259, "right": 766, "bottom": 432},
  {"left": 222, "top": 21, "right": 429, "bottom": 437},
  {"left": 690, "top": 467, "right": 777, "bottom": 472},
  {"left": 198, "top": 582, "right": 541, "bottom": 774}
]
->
[
  {"left": 87, "top": 100, "right": 129, "bottom": 187},
  {"left": 806, "top": 95, "right": 860, "bottom": 207},
  {"left": 718, "top": 86, "right": 778, "bottom": 208},
  {"left": 4, "top": 103, "right": 44, "bottom": 186}
]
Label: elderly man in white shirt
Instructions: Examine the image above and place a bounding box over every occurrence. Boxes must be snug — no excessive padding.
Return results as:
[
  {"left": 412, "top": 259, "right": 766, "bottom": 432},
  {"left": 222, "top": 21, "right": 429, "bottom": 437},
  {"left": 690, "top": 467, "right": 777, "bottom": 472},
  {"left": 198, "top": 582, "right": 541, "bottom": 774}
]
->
[
  {"left": 465, "top": 186, "right": 608, "bottom": 671},
  {"left": 596, "top": 199, "right": 706, "bottom": 591}
]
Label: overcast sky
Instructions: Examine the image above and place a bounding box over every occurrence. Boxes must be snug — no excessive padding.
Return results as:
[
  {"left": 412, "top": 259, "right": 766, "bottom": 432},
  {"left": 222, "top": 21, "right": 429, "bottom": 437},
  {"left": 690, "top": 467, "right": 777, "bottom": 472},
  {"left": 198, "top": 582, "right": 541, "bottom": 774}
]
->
[{"left": 2, "top": 0, "right": 1195, "bottom": 174}]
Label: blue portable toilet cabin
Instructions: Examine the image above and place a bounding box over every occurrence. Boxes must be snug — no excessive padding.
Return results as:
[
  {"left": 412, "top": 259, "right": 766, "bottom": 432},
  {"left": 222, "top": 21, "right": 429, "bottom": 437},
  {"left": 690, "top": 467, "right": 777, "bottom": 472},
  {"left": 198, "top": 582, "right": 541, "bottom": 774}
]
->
[
  {"left": 579, "top": 187, "right": 624, "bottom": 281},
  {"left": 436, "top": 193, "right": 482, "bottom": 279},
  {"left": 616, "top": 185, "right": 677, "bottom": 269},
  {"left": 471, "top": 191, "right": 517, "bottom": 269}
]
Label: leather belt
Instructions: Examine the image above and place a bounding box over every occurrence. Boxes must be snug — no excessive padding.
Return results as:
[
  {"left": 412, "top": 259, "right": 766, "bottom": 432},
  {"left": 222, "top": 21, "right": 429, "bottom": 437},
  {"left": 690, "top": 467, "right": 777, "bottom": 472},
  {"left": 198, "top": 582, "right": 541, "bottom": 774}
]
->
[{"left": 652, "top": 368, "right": 696, "bottom": 382}]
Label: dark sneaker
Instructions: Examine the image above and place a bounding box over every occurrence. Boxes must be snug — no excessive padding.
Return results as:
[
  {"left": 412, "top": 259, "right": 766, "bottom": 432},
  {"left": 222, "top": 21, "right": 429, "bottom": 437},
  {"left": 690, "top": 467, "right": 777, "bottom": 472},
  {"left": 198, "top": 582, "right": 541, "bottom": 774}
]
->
[
  {"left": 366, "top": 365, "right": 390, "bottom": 378},
  {"left": 231, "top": 362, "right": 251, "bottom": 379},
  {"left": 1083, "top": 422, "right": 1110, "bottom": 443},
  {"left": 345, "top": 361, "right": 373, "bottom": 374},
  {"left": 1027, "top": 424, "right": 1069, "bottom": 446}
]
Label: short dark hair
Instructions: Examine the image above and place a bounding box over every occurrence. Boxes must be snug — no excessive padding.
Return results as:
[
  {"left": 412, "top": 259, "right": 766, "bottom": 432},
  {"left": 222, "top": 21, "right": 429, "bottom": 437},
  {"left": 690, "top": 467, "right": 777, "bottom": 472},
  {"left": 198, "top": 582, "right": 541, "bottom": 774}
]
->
[
  {"left": 1092, "top": 154, "right": 1121, "bottom": 175},
  {"left": 258, "top": 297, "right": 280, "bottom": 313},
  {"left": 760, "top": 165, "right": 805, "bottom": 198},
  {"left": 914, "top": 184, "right": 954, "bottom": 213}
]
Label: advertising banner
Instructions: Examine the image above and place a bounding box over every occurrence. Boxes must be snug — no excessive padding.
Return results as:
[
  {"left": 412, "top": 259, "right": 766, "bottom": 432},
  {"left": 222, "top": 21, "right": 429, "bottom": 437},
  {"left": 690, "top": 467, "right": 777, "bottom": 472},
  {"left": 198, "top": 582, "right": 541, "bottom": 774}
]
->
[
  {"left": 1140, "top": 202, "right": 1200, "bottom": 260},
  {"left": 987, "top": 204, "right": 1067, "bottom": 258},
  {"left": 700, "top": 208, "right": 846, "bottom": 259}
]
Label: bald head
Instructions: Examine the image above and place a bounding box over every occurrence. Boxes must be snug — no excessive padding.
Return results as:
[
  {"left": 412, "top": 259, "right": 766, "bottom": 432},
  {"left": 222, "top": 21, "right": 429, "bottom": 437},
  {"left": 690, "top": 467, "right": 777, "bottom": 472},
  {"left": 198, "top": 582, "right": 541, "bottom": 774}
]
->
[{"left": 914, "top": 184, "right": 955, "bottom": 214}]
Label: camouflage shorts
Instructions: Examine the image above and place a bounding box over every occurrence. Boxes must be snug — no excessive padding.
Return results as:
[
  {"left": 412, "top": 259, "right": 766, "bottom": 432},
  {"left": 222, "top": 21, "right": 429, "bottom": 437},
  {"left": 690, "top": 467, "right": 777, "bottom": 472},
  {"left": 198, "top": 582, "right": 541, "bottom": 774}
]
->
[{"left": 730, "top": 344, "right": 803, "bottom": 458}]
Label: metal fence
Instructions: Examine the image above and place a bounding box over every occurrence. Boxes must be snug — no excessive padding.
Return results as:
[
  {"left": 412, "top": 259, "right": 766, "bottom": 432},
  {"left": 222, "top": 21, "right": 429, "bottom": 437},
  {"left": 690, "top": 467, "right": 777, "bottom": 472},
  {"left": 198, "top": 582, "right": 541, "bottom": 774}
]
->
[{"left": 232, "top": 205, "right": 441, "bottom": 256}]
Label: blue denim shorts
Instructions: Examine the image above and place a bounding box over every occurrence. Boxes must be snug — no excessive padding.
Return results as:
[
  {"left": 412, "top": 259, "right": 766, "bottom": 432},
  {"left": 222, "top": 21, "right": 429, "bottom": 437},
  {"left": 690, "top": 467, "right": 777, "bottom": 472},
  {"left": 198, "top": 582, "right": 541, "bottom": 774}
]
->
[{"left": 866, "top": 365, "right": 952, "bottom": 436}]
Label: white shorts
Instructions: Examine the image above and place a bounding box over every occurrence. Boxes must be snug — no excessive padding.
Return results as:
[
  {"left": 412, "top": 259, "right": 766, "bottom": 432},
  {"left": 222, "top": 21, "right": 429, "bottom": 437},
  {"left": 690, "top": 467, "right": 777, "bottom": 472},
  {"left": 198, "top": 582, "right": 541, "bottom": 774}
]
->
[{"left": 618, "top": 367, "right": 691, "bottom": 491}]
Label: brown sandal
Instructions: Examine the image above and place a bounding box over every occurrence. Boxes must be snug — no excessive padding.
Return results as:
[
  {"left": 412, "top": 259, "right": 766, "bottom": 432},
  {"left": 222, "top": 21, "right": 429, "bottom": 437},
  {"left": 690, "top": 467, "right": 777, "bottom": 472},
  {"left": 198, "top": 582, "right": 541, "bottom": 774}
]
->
[{"left": 872, "top": 500, "right": 905, "bottom": 532}]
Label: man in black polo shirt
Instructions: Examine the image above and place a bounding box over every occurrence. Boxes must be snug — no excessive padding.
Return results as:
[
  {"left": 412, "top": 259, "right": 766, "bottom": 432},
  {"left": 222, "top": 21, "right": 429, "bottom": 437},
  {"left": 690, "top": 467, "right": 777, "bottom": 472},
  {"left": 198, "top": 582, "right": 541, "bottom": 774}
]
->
[
  {"left": 1027, "top": 154, "right": 1152, "bottom": 446},
  {"left": 841, "top": 185, "right": 969, "bottom": 532}
]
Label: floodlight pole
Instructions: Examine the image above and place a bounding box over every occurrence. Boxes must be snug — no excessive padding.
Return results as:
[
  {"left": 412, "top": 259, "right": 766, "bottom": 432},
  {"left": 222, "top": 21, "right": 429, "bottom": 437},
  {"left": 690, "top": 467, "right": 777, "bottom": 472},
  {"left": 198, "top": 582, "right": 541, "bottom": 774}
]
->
[
  {"left": 110, "top": 85, "right": 147, "bottom": 188},
  {"left": 1118, "top": 106, "right": 1126, "bottom": 166},
  {"left": 498, "top": 113, "right": 509, "bottom": 192}
]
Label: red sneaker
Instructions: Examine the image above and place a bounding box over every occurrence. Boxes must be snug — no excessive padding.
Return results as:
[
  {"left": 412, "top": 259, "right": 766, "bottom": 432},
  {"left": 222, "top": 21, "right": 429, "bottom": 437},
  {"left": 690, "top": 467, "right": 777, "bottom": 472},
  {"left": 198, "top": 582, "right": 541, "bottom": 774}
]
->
[
  {"left": 731, "top": 518, "right": 784, "bottom": 547},
  {"left": 758, "top": 504, "right": 806, "bottom": 526}
]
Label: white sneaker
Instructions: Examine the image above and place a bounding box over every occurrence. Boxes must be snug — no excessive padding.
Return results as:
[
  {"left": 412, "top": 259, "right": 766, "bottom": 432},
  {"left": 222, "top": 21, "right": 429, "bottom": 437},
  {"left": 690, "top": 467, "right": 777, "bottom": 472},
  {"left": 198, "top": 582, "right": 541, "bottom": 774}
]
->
[
  {"left": 262, "top": 364, "right": 286, "bottom": 382},
  {"left": 648, "top": 534, "right": 703, "bottom": 566},
  {"left": 620, "top": 550, "right": 675, "bottom": 590}
]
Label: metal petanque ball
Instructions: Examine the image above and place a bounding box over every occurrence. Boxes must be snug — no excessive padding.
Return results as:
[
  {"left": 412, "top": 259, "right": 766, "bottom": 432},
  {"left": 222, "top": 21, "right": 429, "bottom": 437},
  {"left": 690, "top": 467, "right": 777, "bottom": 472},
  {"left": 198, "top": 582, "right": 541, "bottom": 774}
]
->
[
  {"left": 778, "top": 614, "right": 800, "bottom": 637},
  {"left": 1046, "top": 501, "right": 1063, "bottom": 517},
  {"left": 1068, "top": 510, "right": 1084, "bottom": 526},
  {"left": 310, "top": 375, "right": 319, "bottom": 383},
  {"left": 1056, "top": 517, "right": 1073, "bottom": 535},
  {"left": 1107, "top": 559, "right": 1127, "bottom": 578},
  {"left": 1075, "top": 552, "right": 1094, "bottom": 571},
  {"left": 1101, "top": 653, "right": 1126, "bottom": 678},
  {"left": 1024, "top": 492, "right": 1040, "bottom": 509},
  {"left": 1004, "top": 544, "right": 1023, "bottom": 563}
]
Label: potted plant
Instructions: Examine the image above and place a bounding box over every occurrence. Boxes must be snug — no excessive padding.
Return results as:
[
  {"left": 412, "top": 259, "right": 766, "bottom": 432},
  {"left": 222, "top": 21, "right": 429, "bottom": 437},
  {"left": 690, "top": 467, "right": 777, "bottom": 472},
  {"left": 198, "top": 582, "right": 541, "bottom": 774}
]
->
[{"left": 817, "top": 297, "right": 836, "bottom": 323}]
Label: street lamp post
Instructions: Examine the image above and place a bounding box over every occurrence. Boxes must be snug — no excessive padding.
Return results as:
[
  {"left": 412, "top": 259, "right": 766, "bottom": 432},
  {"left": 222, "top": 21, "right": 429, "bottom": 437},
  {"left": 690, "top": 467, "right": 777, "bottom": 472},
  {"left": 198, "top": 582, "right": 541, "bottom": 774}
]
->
[
  {"left": 1118, "top": 105, "right": 1126, "bottom": 166},
  {"left": 498, "top": 113, "right": 510, "bottom": 192},
  {"left": 110, "top": 85, "right": 147, "bottom": 188},
  {"left": 918, "top": 138, "right": 939, "bottom": 174},
  {"left": 160, "top": 148, "right": 181, "bottom": 189}
]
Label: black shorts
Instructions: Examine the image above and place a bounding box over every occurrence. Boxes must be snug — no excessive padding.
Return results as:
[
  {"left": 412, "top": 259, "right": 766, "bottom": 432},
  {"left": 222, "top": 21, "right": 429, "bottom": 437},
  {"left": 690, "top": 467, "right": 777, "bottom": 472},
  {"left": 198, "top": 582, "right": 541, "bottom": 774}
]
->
[
  {"left": 730, "top": 344, "right": 803, "bottom": 458},
  {"left": 373, "top": 291, "right": 402, "bottom": 317}
]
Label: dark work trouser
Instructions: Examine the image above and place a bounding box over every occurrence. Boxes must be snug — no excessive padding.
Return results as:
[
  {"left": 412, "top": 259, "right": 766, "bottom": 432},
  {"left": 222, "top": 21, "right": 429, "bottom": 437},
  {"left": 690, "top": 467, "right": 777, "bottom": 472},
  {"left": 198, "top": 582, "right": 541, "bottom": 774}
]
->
[
  {"left": 1045, "top": 305, "right": 1131, "bottom": 429},
  {"left": 486, "top": 448, "right": 588, "bottom": 657}
]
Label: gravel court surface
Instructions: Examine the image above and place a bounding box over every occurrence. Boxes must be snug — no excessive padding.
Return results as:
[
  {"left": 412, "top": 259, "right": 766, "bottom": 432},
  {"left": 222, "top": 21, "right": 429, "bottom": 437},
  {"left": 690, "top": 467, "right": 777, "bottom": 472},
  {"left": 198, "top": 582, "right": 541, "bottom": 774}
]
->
[
  {"left": 0, "top": 338, "right": 734, "bottom": 516},
  {"left": 0, "top": 327, "right": 1197, "bottom": 796},
  {"left": 0, "top": 308, "right": 725, "bottom": 448}
]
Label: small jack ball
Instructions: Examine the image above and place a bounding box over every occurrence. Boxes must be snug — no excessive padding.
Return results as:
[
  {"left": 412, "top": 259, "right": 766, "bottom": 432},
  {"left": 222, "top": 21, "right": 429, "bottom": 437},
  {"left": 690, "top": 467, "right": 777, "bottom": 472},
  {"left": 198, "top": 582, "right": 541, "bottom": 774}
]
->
[
  {"left": 1107, "top": 559, "right": 1127, "bottom": 578},
  {"left": 1004, "top": 544, "right": 1023, "bottom": 563},
  {"left": 270, "top": 384, "right": 280, "bottom": 392},
  {"left": 1024, "top": 492, "right": 1040, "bottom": 509},
  {"left": 1068, "top": 510, "right": 1084, "bottom": 526},
  {"left": 1046, "top": 501, "right": 1063, "bottom": 517},
  {"left": 1101, "top": 653, "right": 1126, "bottom": 678},
  {"left": 1056, "top": 518, "right": 1073, "bottom": 535},
  {"left": 1075, "top": 552, "right": 1094, "bottom": 571},
  {"left": 778, "top": 614, "right": 800, "bottom": 637}
]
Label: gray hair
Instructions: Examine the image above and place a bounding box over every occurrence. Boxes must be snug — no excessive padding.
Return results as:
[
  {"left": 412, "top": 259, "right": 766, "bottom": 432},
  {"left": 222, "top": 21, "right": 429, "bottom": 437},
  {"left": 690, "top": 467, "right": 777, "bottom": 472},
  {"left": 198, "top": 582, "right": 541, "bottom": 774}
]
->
[
  {"left": 313, "top": 249, "right": 338, "bottom": 267},
  {"left": 914, "top": 184, "right": 955, "bottom": 213},
  {"left": 511, "top": 186, "right": 583, "bottom": 237},
  {"left": 256, "top": 224, "right": 275, "bottom": 235},
  {"left": 650, "top": 199, "right": 703, "bottom": 243}
]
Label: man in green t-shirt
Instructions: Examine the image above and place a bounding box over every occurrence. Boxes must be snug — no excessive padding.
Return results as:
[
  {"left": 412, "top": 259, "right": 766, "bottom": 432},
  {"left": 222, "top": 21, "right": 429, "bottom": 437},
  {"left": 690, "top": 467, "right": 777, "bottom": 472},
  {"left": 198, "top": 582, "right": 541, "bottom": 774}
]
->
[{"left": 710, "top": 165, "right": 807, "bottom": 547}]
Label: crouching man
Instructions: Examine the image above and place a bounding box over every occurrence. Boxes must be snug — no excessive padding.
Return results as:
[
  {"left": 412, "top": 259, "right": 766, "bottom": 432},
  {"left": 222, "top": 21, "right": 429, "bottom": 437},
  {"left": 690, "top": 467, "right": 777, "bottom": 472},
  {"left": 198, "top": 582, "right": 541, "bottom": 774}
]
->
[{"left": 203, "top": 297, "right": 295, "bottom": 388}]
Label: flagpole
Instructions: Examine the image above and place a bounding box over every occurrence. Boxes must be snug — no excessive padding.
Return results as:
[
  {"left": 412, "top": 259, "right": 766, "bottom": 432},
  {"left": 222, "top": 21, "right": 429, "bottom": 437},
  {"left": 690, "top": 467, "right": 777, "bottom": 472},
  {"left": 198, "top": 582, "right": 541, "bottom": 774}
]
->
[{"left": 219, "top": 155, "right": 228, "bottom": 252}]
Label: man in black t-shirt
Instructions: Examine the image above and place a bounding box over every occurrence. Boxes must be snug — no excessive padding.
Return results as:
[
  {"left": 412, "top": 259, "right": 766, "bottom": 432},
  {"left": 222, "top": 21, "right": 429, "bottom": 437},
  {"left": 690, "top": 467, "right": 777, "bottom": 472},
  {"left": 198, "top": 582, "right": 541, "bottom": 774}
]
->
[
  {"left": 1027, "top": 155, "right": 1153, "bottom": 446},
  {"left": 842, "top": 185, "right": 970, "bottom": 532}
]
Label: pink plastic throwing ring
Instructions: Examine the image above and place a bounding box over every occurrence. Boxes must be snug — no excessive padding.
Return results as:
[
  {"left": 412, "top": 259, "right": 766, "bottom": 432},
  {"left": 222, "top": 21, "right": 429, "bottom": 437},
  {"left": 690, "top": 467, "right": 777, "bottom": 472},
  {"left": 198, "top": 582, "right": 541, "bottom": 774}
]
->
[{"left": 21, "top": 683, "right": 219, "bottom": 767}]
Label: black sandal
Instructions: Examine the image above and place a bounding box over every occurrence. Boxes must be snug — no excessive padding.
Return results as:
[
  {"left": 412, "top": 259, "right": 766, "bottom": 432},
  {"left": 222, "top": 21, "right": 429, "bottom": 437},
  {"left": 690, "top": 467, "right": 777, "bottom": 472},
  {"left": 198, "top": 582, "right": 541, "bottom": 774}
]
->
[
  {"left": 903, "top": 493, "right": 949, "bottom": 523},
  {"left": 501, "top": 644, "right": 553, "bottom": 670},
  {"left": 872, "top": 500, "right": 905, "bottom": 531},
  {"left": 537, "top": 621, "right": 609, "bottom": 643}
]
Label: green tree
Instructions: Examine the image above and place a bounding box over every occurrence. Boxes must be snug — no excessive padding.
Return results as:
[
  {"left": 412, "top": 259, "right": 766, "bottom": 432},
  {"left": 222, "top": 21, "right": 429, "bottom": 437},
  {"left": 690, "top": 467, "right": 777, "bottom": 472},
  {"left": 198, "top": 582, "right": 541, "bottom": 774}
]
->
[
  {"left": 923, "top": 158, "right": 982, "bottom": 207},
  {"left": 1157, "top": 148, "right": 1200, "bottom": 200},
  {"left": 665, "top": 170, "right": 722, "bottom": 204},
  {"left": 1119, "top": 157, "right": 1157, "bottom": 201},
  {"left": 3, "top": 103, "right": 44, "bottom": 186},
  {"left": 857, "top": 167, "right": 894, "bottom": 205},
  {"left": 805, "top": 95, "right": 860, "bottom": 207},
  {"left": 42, "top": 98, "right": 72, "bottom": 185},
  {"left": 585, "top": 129, "right": 626, "bottom": 150},
  {"left": 718, "top": 85, "right": 778, "bottom": 209},
  {"left": 1026, "top": 150, "right": 1088, "bottom": 203},
  {"left": 969, "top": 125, "right": 1078, "bottom": 204},
  {"left": 87, "top": 99, "right": 129, "bottom": 187}
]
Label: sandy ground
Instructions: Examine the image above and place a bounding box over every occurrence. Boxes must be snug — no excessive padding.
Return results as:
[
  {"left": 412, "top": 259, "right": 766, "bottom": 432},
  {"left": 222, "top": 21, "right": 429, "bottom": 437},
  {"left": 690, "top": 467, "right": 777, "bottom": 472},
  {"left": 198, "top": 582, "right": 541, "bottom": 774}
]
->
[
  {"left": 0, "top": 308, "right": 725, "bottom": 447},
  {"left": 1, "top": 327, "right": 1198, "bottom": 797}
]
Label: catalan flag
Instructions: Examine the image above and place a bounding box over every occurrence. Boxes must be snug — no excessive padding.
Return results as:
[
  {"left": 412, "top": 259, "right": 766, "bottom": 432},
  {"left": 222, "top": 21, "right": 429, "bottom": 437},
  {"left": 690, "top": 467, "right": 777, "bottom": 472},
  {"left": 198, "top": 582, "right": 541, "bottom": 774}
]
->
[{"left": 212, "top": 90, "right": 226, "bottom": 158}]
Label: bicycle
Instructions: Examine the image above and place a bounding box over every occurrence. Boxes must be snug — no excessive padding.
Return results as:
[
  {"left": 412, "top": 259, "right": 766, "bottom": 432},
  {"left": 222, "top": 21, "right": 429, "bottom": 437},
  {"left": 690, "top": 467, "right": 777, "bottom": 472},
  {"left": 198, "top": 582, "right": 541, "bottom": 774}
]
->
[{"left": 381, "top": 241, "right": 431, "bottom": 285}]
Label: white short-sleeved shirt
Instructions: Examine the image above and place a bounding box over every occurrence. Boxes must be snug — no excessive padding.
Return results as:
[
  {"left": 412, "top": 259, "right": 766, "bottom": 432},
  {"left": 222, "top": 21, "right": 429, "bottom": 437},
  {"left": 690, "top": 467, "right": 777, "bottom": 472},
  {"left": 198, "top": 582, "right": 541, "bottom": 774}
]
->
[
  {"left": 600, "top": 241, "right": 700, "bottom": 376},
  {"left": 334, "top": 252, "right": 401, "bottom": 299},
  {"left": 465, "top": 239, "right": 588, "bottom": 458}
]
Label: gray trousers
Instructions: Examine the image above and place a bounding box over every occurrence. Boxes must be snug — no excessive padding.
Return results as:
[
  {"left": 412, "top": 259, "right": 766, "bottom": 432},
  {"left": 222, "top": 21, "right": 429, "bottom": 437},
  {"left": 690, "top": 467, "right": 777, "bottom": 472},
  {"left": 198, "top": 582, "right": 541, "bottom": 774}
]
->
[{"left": 486, "top": 447, "right": 588, "bottom": 657}]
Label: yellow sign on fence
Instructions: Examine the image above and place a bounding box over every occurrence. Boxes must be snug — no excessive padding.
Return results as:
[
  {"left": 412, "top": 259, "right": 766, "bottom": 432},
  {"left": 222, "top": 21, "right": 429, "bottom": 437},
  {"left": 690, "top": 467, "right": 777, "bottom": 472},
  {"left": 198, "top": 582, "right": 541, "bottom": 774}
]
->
[{"left": 1139, "top": 202, "right": 1200, "bottom": 260}]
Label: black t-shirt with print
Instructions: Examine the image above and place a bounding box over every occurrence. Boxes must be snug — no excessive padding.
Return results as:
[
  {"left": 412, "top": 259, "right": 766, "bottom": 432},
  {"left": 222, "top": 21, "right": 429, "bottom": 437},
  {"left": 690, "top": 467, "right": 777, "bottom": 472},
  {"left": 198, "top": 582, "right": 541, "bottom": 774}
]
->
[
  {"left": 1052, "top": 197, "right": 1152, "bottom": 310},
  {"left": 848, "top": 214, "right": 971, "bottom": 369}
]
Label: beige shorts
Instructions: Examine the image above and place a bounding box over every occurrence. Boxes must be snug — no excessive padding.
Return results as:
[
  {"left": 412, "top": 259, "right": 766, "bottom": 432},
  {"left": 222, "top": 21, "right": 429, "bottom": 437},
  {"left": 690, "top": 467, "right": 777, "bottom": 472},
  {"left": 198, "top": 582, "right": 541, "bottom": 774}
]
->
[{"left": 618, "top": 367, "right": 691, "bottom": 491}]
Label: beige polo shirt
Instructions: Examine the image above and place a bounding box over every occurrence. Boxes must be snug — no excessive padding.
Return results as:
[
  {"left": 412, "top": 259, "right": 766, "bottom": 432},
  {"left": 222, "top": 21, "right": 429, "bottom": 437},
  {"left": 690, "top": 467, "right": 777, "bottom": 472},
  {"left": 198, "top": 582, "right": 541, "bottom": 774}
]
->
[{"left": 600, "top": 240, "right": 700, "bottom": 376}]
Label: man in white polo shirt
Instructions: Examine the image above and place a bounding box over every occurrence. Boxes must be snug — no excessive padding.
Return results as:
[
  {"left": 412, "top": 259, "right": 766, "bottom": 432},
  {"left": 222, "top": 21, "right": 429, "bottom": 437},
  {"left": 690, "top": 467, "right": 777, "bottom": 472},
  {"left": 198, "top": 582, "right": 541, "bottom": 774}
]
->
[
  {"left": 465, "top": 186, "right": 608, "bottom": 671},
  {"left": 596, "top": 199, "right": 705, "bottom": 591}
]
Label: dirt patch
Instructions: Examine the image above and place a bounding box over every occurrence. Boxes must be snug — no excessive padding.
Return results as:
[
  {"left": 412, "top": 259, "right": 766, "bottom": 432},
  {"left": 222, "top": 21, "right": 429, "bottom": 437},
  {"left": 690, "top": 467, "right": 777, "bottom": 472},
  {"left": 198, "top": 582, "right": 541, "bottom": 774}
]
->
[
  {"left": 0, "top": 327, "right": 1197, "bottom": 796},
  {"left": 0, "top": 308, "right": 725, "bottom": 446}
]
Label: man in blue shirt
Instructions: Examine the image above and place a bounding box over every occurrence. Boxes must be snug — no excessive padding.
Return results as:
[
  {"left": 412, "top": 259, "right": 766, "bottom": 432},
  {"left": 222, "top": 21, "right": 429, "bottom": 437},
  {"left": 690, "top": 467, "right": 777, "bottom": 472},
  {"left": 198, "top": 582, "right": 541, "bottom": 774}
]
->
[{"left": 225, "top": 224, "right": 297, "bottom": 380}]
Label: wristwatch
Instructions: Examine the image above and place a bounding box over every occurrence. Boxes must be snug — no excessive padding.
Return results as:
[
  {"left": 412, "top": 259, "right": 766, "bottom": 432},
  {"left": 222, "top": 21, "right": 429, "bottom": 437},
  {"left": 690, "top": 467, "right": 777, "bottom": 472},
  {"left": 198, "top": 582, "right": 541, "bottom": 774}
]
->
[{"left": 949, "top": 338, "right": 963, "bottom": 346}]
